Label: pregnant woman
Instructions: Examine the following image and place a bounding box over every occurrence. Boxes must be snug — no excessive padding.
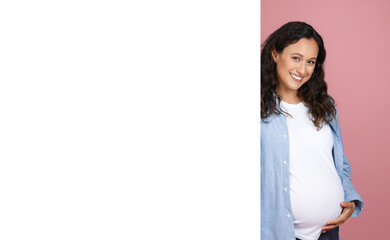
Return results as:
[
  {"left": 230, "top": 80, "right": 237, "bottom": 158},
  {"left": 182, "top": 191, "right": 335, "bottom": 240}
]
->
[{"left": 261, "top": 21, "right": 364, "bottom": 240}]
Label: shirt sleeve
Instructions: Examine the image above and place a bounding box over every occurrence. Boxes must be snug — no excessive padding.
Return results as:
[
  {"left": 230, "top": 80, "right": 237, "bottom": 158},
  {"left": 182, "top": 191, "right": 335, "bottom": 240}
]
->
[
  {"left": 342, "top": 153, "right": 364, "bottom": 217},
  {"left": 335, "top": 110, "right": 364, "bottom": 217}
]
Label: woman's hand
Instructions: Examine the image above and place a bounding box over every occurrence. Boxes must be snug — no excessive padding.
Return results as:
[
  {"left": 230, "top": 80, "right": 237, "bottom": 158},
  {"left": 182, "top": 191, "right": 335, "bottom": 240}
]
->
[{"left": 321, "top": 201, "right": 356, "bottom": 233}]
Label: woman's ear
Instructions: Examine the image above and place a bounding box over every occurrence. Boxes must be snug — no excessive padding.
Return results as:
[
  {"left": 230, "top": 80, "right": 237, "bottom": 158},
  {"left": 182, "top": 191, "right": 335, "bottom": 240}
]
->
[{"left": 271, "top": 48, "right": 278, "bottom": 62}]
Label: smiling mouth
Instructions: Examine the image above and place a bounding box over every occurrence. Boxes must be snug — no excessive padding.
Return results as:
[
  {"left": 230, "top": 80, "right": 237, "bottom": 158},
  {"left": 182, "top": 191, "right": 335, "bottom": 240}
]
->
[{"left": 290, "top": 73, "right": 303, "bottom": 82}]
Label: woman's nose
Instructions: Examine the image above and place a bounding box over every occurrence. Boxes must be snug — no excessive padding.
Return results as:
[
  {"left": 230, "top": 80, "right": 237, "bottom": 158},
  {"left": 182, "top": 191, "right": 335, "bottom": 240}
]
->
[{"left": 297, "top": 63, "right": 306, "bottom": 76}]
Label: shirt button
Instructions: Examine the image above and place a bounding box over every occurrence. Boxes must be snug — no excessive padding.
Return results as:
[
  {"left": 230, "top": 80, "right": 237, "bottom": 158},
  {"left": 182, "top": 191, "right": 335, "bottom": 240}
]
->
[
  {"left": 283, "top": 161, "right": 287, "bottom": 165},
  {"left": 287, "top": 214, "right": 290, "bottom": 218},
  {"left": 284, "top": 187, "right": 288, "bottom": 192},
  {"left": 283, "top": 134, "right": 287, "bottom": 138}
]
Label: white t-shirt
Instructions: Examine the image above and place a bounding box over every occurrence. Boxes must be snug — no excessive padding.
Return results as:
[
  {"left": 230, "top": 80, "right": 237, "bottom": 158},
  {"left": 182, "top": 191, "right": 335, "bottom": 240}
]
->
[{"left": 280, "top": 100, "right": 344, "bottom": 240}]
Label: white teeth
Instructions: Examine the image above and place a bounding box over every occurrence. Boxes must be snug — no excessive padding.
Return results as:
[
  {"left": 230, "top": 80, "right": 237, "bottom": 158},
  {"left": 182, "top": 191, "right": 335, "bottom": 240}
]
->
[{"left": 290, "top": 73, "right": 303, "bottom": 80}]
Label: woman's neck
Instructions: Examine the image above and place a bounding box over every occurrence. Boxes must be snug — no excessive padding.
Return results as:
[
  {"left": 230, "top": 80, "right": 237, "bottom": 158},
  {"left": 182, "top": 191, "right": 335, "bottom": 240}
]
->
[{"left": 275, "top": 89, "right": 302, "bottom": 104}]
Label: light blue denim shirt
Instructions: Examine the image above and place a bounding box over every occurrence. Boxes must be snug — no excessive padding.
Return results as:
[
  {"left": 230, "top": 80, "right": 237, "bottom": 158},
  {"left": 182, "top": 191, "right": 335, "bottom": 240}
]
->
[{"left": 261, "top": 104, "right": 364, "bottom": 240}]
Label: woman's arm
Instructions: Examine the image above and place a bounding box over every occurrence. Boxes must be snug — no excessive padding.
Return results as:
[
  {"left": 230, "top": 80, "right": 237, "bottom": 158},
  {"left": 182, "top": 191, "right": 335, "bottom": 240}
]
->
[
  {"left": 335, "top": 109, "right": 364, "bottom": 216},
  {"left": 321, "top": 110, "right": 364, "bottom": 232},
  {"left": 342, "top": 153, "right": 364, "bottom": 217}
]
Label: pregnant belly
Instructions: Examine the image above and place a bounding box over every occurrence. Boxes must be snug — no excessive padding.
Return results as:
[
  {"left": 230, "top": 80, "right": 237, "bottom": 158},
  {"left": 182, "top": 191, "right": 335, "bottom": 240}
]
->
[{"left": 290, "top": 176, "right": 344, "bottom": 237}]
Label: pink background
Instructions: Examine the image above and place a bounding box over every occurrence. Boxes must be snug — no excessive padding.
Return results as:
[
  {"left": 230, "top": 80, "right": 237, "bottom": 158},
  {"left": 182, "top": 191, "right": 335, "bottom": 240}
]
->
[{"left": 262, "top": 0, "right": 390, "bottom": 239}]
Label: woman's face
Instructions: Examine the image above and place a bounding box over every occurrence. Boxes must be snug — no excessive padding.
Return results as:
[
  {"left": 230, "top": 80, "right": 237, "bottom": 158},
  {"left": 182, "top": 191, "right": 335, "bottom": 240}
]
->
[{"left": 272, "top": 38, "right": 319, "bottom": 100}]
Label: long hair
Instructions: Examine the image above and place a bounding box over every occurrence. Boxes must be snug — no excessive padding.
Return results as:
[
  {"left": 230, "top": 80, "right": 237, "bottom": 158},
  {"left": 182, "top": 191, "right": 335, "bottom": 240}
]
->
[{"left": 261, "top": 21, "right": 336, "bottom": 129}]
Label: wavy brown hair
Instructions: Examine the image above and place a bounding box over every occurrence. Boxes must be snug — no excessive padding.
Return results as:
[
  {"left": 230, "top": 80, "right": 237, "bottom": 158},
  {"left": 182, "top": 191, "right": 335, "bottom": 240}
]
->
[{"left": 261, "top": 21, "right": 336, "bottom": 129}]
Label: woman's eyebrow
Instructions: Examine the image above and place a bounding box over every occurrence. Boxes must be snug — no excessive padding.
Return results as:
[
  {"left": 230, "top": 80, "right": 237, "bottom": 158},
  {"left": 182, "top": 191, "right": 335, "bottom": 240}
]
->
[{"left": 291, "top": 52, "right": 317, "bottom": 60}]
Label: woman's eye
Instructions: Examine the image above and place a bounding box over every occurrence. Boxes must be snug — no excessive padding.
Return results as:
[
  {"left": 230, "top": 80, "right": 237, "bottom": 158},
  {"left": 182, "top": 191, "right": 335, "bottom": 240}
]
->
[
  {"left": 307, "top": 61, "right": 316, "bottom": 65},
  {"left": 292, "top": 57, "right": 300, "bottom": 61}
]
